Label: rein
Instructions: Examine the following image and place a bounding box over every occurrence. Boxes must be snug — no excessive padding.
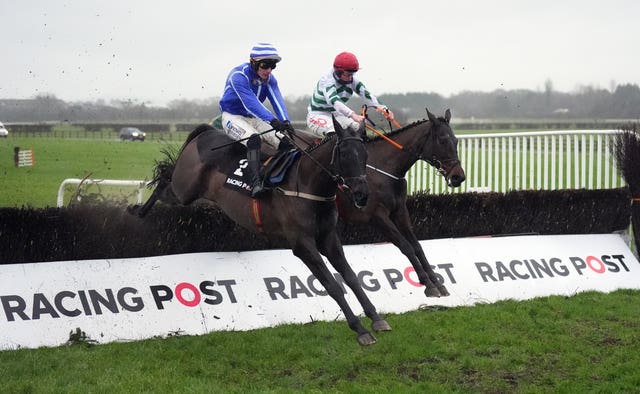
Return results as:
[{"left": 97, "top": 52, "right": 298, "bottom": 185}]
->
[
  {"left": 276, "top": 134, "right": 364, "bottom": 200},
  {"left": 361, "top": 106, "right": 459, "bottom": 181},
  {"left": 362, "top": 105, "right": 404, "bottom": 150}
]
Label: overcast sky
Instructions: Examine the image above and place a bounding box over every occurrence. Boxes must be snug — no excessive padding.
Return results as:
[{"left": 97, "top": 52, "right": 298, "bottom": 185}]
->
[{"left": 2, "top": 0, "right": 639, "bottom": 106}]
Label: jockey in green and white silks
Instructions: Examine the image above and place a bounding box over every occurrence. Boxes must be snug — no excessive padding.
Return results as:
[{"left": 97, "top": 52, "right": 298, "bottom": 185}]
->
[{"left": 306, "top": 51, "right": 393, "bottom": 137}]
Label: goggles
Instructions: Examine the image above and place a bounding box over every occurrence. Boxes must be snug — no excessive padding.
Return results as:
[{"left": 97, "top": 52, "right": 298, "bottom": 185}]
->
[{"left": 258, "top": 61, "right": 278, "bottom": 70}]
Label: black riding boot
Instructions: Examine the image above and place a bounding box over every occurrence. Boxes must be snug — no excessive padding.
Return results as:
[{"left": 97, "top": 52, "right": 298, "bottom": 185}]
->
[{"left": 247, "top": 135, "right": 264, "bottom": 198}]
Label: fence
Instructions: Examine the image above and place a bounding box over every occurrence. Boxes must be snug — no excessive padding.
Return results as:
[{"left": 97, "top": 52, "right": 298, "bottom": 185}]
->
[
  {"left": 407, "top": 130, "right": 626, "bottom": 194},
  {"left": 57, "top": 178, "right": 148, "bottom": 207}
]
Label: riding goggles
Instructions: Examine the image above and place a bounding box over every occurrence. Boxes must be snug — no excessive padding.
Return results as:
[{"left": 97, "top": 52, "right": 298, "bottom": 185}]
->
[{"left": 258, "top": 61, "right": 277, "bottom": 70}]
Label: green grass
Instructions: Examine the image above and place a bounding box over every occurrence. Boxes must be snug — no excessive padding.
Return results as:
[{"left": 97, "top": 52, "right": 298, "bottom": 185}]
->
[
  {"left": 1, "top": 289, "right": 639, "bottom": 392},
  {"left": 0, "top": 137, "right": 182, "bottom": 208}
]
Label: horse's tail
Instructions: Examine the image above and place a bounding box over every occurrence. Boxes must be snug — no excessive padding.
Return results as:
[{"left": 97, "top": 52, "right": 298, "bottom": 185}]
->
[
  {"left": 128, "top": 124, "right": 214, "bottom": 218},
  {"left": 127, "top": 145, "right": 180, "bottom": 218}
]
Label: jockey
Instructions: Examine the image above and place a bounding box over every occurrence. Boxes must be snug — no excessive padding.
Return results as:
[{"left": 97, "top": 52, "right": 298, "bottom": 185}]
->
[
  {"left": 219, "top": 42, "right": 295, "bottom": 198},
  {"left": 306, "top": 51, "right": 394, "bottom": 137}
]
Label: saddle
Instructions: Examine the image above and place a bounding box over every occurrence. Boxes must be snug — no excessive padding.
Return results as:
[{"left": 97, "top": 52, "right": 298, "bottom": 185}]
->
[{"left": 262, "top": 148, "right": 300, "bottom": 186}]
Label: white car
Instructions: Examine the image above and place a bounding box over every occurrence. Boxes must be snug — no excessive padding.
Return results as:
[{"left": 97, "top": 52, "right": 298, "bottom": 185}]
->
[{"left": 0, "top": 122, "right": 8, "bottom": 138}]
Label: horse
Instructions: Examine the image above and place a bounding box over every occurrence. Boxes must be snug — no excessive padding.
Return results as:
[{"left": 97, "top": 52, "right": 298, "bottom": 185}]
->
[
  {"left": 336, "top": 108, "right": 465, "bottom": 298},
  {"left": 130, "top": 119, "right": 391, "bottom": 345}
]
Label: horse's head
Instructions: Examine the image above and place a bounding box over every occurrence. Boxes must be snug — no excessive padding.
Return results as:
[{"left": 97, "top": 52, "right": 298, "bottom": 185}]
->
[
  {"left": 331, "top": 116, "right": 369, "bottom": 208},
  {"left": 424, "top": 108, "right": 466, "bottom": 187}
]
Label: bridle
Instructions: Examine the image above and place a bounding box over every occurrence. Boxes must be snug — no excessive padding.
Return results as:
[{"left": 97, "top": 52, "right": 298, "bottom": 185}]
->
[
  {"left": 276, "top": 132, "right": 367, "bottom": 200},
  {"left": 329, "top": 135, "right": 367, "bottom": 191},
  {"left": 365, "top": 115, "right": 460, "bottom": 181}
]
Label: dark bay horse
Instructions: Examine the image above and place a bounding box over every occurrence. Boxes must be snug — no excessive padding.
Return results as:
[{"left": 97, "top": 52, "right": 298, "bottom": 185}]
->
[
  {"left": 130, "top": 120, "right": 391, "bottom": 345},
  {"left": 337, "top": 109, "right": 465, "bottom": 298}
]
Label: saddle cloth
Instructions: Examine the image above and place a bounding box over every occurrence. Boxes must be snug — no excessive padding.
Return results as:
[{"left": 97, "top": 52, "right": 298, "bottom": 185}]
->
[{"left": 223, "top": 149, "right": 300, "bottom": 195}]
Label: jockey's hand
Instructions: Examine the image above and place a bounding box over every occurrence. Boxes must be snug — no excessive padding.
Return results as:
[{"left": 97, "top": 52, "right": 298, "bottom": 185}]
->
[
  {"left": 270, "top": 118, "right": 288, "bottom": 132},
  {"left": 350, "top": 113, "right": 365, "bottom": 123},
  {"left": 282, "top": 120, "right": 296, "bottom": 138},
  {"left": 278, "top": 136, "right": 293, "bottom": 151},
  {"left": 378, "top": 106, "right": 395, "bottom": 120}
]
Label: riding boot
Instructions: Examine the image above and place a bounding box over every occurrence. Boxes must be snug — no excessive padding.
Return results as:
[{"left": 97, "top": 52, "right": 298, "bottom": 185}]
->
[{"left": 247, "top": 135, "right": 264, "bottom": 198}]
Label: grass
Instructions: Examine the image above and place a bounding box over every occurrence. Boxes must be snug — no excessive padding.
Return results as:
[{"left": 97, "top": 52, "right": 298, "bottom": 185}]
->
[
  {"left": 1, "top": 289, "right": 639, "bottom": 392},
  {"left": 0, "top": 136, "right": 182, "bottom": 207}
]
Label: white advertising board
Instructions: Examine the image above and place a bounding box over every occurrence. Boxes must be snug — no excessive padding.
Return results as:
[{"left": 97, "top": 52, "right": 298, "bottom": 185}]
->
[{"left": 1, "top": 233, "right": 638, "bottom": 350}]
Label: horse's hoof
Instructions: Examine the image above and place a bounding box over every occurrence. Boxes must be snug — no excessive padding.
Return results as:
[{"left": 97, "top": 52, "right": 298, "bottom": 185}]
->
[
  {"left": 372, "top": 319, "right": 392, "bottom": 332},
  {"left": 437, "top": 285, "right": 450, "bottom": 297},
  {"left": 357, "top": 332, "right": 377, "bottom": 346},
  {"left": 424, "top": 286, "right": 441, "bottom": 298}
]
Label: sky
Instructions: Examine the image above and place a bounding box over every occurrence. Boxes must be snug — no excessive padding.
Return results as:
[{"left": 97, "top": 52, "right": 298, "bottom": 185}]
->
[{"left": 1, "top": 0, "right": 639, "bottom": 106}]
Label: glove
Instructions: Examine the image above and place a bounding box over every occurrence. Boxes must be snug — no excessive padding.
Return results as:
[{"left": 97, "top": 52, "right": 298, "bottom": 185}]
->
[
  {"left": 277, "top": 136, "right": 293, "bottom": 152},
  {"left": 270, "top": 118, "right": 287, "bottom": 132},
  {"left": 282, "top": 120, "right": 296, "bottom": 138}
]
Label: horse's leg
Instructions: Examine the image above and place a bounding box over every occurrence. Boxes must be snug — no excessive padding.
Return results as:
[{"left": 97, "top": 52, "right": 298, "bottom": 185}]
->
[
  {"left": 291, "top": 238, "right": 378, "bottom": 346},
  {"left": 317, "top": 230, "right": 392, "bottom": 335},
  {"left": 127, "top": 179, "right": 167, "bottom": 218},
  {"left": 391, "top": 208, "right": 450, "bottom": 297},
  {"left": 372, "top": 211, "right": 443, "bottom": 297}
]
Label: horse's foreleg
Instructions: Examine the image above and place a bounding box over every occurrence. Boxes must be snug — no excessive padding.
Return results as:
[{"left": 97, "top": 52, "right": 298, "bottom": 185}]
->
[
  {"left": 317, "top": 232, "right": 392, "bottom": 335},
  {"left": 373, "top": 211, "right": 443, "bottom": 297},
  {"left": 291, "top": 239, "right": 378, "bottom": 346},
  {"left": 391, "top": 209, "right": 450, "bottom": 297}
]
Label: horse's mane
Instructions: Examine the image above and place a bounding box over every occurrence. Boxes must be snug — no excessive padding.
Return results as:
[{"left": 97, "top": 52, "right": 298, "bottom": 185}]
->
[
  {"left": 366, "top": 118, "right": 429, "bottom": 142},
  {"left": 365, "top": 116, "right": 450, "bottom": 142},
  {"left": 304, "top": 131, "right": 337, "bottom": 153}
]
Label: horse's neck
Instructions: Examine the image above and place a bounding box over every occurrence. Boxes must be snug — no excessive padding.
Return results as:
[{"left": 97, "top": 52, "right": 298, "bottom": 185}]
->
[
  {"left": 368, "top": 123, "right": 429, "bottom": 175},
  {"left": 288, "top": 142, "right": 338, "bottom": 196}
]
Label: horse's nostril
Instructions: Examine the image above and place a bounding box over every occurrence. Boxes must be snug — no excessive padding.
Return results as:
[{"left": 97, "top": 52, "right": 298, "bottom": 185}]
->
[
  {"left": 353, "top": 192, "right": 368, "bottom": 208},
  {"left": 448, "top": 175, "right": 466, "bottom": 187}
]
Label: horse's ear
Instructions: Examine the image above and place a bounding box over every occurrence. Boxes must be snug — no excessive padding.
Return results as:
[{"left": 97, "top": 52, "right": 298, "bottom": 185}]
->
[
  {"left": 332, "top": 114, "right": 345, "bottom": 139},
  {"left": 357, "top": 120, "right": 366, "bottom": 139},
  {"left": 426, "top": 108, "right": 436, "bottom": 123},
  {"left": 445, "top": 108, "right": 451, "bottom": 124}
]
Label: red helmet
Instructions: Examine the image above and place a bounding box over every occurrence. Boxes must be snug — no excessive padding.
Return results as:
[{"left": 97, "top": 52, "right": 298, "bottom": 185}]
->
[{"left": 333, "top": 52, "right": 360, "bottom": 71}]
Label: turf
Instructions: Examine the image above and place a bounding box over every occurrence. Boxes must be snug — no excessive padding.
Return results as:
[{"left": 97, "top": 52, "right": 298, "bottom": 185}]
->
[{"left": 1, "top": 290, "right": 639, "bottom": 393}]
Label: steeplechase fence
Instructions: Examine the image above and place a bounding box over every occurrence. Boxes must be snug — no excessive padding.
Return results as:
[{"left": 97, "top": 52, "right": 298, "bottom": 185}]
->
[
  {"left": 56, "top": 178, "right": 149, "bottom": 207},
  {"left": 407, "top": 130, "right": 625, "bottom": 195}
]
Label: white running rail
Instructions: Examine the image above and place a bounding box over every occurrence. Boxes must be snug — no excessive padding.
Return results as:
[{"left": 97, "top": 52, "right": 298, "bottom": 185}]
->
[
  {"left": 407, "top": 130, "right": 626, "bottom": 194},
  {"left": 57, "top": 178, "right": 148, "bottom": 207}
]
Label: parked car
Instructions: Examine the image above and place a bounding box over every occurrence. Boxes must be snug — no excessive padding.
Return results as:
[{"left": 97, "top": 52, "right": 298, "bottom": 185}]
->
[
  {"left": 0, "top": 122, "right": 8, "bottom": 138},
  {"left": 119, "top": 127, "right": 145, "bottom": 141}
]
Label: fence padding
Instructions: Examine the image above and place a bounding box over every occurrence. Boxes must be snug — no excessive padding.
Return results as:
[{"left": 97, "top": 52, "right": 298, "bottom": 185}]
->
[{"left": 0, "top": 188, "right": 631, "bottom": 264}]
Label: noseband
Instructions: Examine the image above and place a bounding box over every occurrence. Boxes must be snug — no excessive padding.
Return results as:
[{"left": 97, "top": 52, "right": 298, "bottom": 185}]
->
[{"left": 413, "top": 122, "right": 460, "bottom": 180}]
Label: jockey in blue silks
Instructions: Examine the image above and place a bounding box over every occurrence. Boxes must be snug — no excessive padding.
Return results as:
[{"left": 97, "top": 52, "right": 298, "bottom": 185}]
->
[{"left": 219, "top": 42, "right": 295, "bottom": 198}]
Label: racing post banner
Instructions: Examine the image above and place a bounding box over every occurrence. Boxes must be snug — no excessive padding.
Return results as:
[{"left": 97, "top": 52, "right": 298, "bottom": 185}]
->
[{"left": 1, "top": 233, "right": 639, "bottom": 350}]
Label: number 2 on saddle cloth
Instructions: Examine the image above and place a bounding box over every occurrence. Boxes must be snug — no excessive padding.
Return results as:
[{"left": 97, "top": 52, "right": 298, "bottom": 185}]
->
[{"left": 224, "top": 149, "right": 300, "bottom": 196}]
